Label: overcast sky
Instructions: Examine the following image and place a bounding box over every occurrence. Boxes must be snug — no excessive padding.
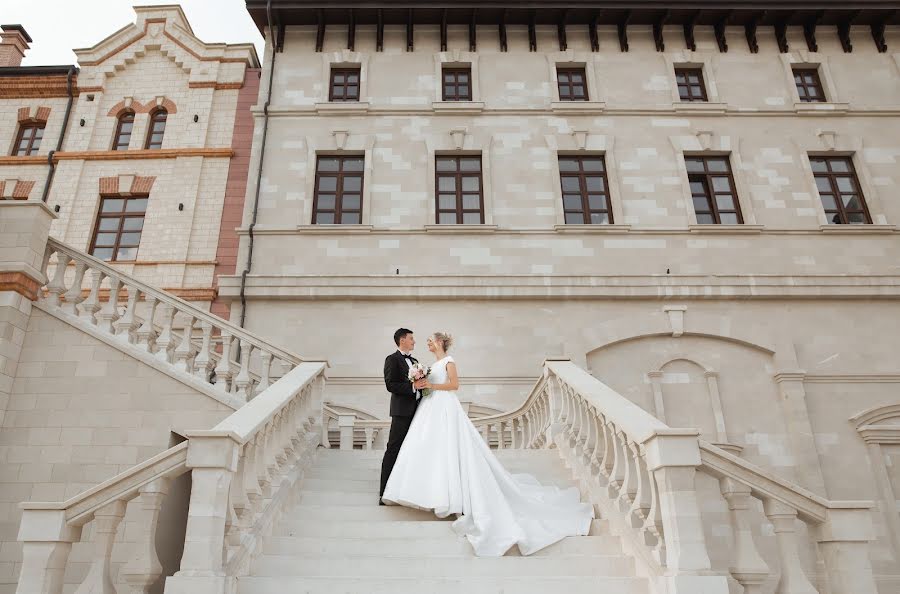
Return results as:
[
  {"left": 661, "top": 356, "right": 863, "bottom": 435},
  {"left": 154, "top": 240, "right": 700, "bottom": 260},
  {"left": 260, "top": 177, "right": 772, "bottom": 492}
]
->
[{"left": 4, "top": 0, "right": 265, "bottom": 66}]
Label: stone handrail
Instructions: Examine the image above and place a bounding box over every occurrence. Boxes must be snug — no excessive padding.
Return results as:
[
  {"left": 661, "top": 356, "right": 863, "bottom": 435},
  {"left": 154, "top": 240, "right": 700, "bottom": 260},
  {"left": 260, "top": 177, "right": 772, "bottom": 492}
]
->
[
  {"left": 16, "top": 361, "right": 327, "bottom": 594},
  {"left": 40, "top": 239, "right": 318, "bottom": 403},
  {"left": 544, "top": 359, "right": 877, "bottom": 594}
]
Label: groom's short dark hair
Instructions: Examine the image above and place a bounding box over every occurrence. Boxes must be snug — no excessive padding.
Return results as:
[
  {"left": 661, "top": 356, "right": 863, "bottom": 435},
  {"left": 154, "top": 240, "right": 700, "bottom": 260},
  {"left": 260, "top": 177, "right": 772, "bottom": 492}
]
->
[{"left": 394, "top": 328, "right": 413, "bottom": 346}]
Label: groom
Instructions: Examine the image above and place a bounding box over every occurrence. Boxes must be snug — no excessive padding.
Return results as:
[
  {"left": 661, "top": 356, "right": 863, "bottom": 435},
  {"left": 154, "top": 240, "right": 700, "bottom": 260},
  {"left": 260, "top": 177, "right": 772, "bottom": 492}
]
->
[{"left": 379, "top": 327, "right": 426, "bottom": 504}]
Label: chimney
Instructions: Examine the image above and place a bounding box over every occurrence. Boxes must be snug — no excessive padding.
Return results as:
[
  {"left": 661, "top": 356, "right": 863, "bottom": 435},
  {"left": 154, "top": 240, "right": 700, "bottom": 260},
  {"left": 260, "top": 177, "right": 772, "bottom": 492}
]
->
[{"left": 0, "top": 25, "right": 32, "bottom": 68}]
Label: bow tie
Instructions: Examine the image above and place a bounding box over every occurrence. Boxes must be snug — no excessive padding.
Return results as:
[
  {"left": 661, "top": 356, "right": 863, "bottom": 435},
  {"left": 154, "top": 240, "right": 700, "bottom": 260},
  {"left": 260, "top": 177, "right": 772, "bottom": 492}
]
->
[{"left": 402, "top": 354, "right": 414, "bottom": 359}]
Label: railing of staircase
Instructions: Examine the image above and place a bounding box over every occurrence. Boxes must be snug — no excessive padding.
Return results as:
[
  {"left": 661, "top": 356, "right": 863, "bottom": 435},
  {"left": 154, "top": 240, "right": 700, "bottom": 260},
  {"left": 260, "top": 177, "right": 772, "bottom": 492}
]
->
[
  {"left": 15, "top": 355, "right": 327, "bottom": 594},
  {"left": 39, "top": 239, "right": 319, "bottom": 403},
  {"left": 335, "top": 358, "right": 878, "bottom": 594}
]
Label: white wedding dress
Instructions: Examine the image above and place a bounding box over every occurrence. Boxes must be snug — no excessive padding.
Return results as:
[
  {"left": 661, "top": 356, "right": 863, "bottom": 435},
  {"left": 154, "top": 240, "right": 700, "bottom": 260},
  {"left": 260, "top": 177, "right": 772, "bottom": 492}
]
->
[{"left": 381, "top": 355, "right": 594, "bottom": 556}]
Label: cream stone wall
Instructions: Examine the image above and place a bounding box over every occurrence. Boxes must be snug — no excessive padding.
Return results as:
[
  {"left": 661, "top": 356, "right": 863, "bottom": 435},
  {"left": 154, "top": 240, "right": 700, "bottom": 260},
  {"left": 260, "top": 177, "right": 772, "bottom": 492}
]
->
[{"left": 223, "top": 21, "right": 900, "bottom": 587}]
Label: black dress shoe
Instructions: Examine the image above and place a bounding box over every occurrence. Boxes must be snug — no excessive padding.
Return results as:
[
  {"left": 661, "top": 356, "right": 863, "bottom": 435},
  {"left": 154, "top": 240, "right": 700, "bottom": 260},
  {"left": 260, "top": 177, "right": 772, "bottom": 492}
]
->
[{"left": 378, "top": 498, "right": 386, "bottom": 506}]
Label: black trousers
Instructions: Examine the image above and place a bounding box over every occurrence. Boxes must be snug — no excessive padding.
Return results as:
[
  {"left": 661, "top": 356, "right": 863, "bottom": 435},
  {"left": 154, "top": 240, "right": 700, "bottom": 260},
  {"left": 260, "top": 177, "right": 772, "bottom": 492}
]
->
[{"left": 380, "top": 414, "right": 414, "bottom": 497}]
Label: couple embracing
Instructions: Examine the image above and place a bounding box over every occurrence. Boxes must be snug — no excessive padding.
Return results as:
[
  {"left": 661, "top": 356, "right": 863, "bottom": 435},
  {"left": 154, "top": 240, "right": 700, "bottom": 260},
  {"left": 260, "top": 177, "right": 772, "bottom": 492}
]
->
[{"left": 378, "top": 328, "right": 593, "bottom": 557}]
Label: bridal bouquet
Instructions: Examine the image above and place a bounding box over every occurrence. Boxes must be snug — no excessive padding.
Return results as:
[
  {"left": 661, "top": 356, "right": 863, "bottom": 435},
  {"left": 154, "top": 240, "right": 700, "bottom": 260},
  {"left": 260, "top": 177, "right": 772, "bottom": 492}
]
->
[{"left": 408, "top": 363, "right": 431, "bottom": 397}]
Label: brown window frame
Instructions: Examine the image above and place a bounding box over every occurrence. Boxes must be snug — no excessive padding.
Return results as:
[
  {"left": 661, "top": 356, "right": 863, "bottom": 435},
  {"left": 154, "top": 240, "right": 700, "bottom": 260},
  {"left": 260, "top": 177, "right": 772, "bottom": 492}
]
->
[
  {"left": 675, "top": 67, "right": 708, "bottom": 102},
  {"left": 144, "top": 108, "right": 167, "bottom": 150},
  {"left": 810, "top": 156, "right": 872, "bottom": 225},
  {"left": 686, "top": 155, "right": 744, "bottom": 225},
  {"left": 793, "top": 67, "right": 827, "bottom": 103},
  {"left": 435, "top": 155, "right": 485, "bottom": 225},
  {"left": 89, "top": 195, "right": 148, "bottom": 262},
  {"left": 556, "top": 67, "right": 589, "bottom": 102},
  {"left": 312, "top": 155, "right": 365, "bottom": 225},
  {"left": 112, "top": 111, "right": 135, "bottom": 151},
  {"left": 558, "top": 155, "right": 613, "bottom": 225},
  {"left": 441, "top": 66, "right": 472, "bottom": 101},
  {"left": 329, "top": 67, "right": 361, "bottom": 102},
  {"left": 12, "top": 121, "right": 45, "bottom": 156}
]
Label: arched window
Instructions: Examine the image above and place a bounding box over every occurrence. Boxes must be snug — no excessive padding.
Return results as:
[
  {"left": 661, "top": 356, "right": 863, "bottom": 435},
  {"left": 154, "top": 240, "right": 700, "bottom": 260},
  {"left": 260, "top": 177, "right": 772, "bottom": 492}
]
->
[
  {"left": 112, "top": 111, "right": 135, "bottom": 151},
  {"left": 13, "top": 121, "right": 45, "bottom": 156},
  {"left": 145, "top": 108, "right": 167, "bottom": 150}
]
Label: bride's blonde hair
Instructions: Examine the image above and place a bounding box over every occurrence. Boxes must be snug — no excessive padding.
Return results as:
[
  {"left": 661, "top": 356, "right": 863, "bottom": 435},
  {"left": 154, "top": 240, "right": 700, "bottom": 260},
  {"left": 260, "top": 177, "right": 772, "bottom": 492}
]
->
[{"left": 431, "top": 331, "right": 453, "bottom": 352}]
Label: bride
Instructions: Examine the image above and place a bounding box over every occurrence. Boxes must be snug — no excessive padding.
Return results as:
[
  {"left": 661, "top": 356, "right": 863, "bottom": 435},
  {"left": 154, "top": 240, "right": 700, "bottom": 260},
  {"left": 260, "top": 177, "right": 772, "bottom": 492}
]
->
[{"left": 381, "top": 332, "right": 594, "bottom": 557}]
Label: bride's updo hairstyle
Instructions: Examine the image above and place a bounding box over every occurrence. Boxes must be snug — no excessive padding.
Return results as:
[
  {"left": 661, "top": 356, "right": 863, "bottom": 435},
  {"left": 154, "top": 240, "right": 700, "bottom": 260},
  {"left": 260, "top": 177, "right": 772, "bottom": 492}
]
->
[{"left": 431, "top": 331, "right": 453, "bottom": 352}]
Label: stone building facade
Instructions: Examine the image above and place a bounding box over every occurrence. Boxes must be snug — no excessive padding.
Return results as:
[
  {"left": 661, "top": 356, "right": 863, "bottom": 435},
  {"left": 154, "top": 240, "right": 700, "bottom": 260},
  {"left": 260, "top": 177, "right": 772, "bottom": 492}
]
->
[
  {"left": 227, "top": 1, "right": 900, "bottom": 586},
  {"left": 0, "top": 5, "right": 260, "bottom": 315}
]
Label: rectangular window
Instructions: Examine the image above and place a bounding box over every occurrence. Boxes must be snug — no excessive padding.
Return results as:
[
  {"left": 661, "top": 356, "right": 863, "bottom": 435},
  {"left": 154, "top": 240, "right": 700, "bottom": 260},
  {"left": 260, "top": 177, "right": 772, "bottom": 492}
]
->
[
  {"left": 675, "top": 68, "right": 708, "bottom": 102},
  {"left": 13, "top": 122, "right": 45, "bottom": 156},
  {"left": 313, "top": 155, "right": 364, "bottom": 224},
  {"left": 442, "top": 67, "right": 472, "bottom": 101},
  {"left": 794, "top": 68, "right": 826, "bottom": 102},
  {"left": 329, "top": 67, "right": 361, "bottom": 102},
  {"left": 90, "top": 195, "right": 148, "bottom": 261},
  {"left": 686, "top": 156, "right": 743, "bottom": 225},
  {"left": 810, "top": 157, "right": 871, "bottom": 224},
  {"left": 435, "top": 156, "right": 484, "bottom": 224},
  {"left": 558, "top": 156, "right": 612, "bottom": 224},
  {"left": 556, "top": 67, "right": 588, "bottom": 101}
]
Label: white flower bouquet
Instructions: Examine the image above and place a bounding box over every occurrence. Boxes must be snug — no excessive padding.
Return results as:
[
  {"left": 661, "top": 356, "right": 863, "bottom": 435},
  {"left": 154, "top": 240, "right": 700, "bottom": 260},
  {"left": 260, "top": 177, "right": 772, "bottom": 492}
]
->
[{"left": 408, "top": 362, "right": 431, "bottom": 397}]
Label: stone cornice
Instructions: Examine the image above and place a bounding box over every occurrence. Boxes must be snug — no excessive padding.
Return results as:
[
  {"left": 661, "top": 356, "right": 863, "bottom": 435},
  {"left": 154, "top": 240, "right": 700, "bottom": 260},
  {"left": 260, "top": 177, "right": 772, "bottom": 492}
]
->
[{"left": 217, "top": 274, "right": 900, "bottom": 300}]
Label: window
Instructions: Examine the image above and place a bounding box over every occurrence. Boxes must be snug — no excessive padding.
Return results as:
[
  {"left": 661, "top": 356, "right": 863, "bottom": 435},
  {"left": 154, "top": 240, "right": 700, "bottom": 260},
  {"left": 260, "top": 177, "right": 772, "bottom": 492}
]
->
[
  {"left": 312, "top": 155, "right": 364, "bottom": 224},
  {"left": 329, "top": 67, "right": 361, "bottom": 102},
  {"left": 145, "top": 108, "right": 167, "bottom": 150},
  {"left": 794, "top": 68, "right": 826, "bottom": 102},
  {"left": 90, "top": 195, "right": 148, "bottom": 261},
  {"left": 556, "top": 67, "right": 588, "bottom": 101},
  {"left": 442, "top": 67, "right": 472, "bottom": 101},
  {"left": 112, "top": 111, "right": 135, "bottom": 151},
  {"left": 810, "top": 157, "right": 871, "bottom": 224},
  {"left": 559, "top": 156, "right": 612, "bottom": 224},
  {"left": 686, "top": 156, "right": 743, "bottom": 225},
  {"left": 13, "top": 122, "right": 45, "bottom": 156},
  {"left": 675, "top": 68, "right": 708, "bottom": 102},
  {"left": 435, "top": 156, "right": 484, "bottom": 224}
]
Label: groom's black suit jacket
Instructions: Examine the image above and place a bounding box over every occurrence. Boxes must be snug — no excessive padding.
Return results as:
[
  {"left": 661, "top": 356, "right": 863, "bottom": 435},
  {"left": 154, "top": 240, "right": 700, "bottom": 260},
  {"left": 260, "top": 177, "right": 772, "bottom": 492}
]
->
[{"left": 384, "top": 351, "right": 419, "bottom": 417}]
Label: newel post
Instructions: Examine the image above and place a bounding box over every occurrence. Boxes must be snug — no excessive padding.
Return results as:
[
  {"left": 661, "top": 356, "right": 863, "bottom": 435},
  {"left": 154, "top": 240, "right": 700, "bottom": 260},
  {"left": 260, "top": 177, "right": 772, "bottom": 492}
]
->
[
  {"left": 163, "top": 431, "right": 241, "bottom": 594},
  {"left": 15, "top": 509, "right": 81, "bottom": 594},
  {"left": 642, "top": 429, "right": 729, "bottom": 594},
  {"left": 816, "top": 505, "right": 879, "bottom": 594},
  {"left": 543, "top": 358, "right": 571, "bottom": 448}
]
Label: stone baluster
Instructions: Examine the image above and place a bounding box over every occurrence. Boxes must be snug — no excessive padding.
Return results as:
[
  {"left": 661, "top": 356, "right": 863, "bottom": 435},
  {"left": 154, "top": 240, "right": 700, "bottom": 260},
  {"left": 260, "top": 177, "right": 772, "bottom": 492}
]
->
[
  {"left": 227, "top": 448, "right": 252, "bottom": 535},
  {"left": 173, "top": 315, "right": 195, "bottom": 373},
  {"left": 580, "top": 404, "right": 597, "bottom": 468},
  {"left": 120, "top": 478, "right": 171, "bottom": 594},
  {"left": 628, "top": 438, "right": 651, "bottom": 525},
  {"left": 113, "top": 283, "right": 142, "bottom": 342},
  {"left": 720, "top": 479, "right": 769, "bottom": 594},
  {"left": 166, "top": 433, "right": 240, "bottom": 594},
  {"left": 95, "top": 275, "right": 121, "bottom": 334},
  {"left": 193, "top": 321, "right": 214, "bottom": 383},
  {"left": 816, "top": 507, "right": 879, "bottom": 594},
  {"left": 338, "top": 414, "right": 355, "bottom": 450},
  {"left": 134, "top": 296, "right": 159, "bottom": 353},
  {"left": 374, "top": 427, "right": 389, "bottom": 450},
  {"left": 15, "top": 509, "right": 81, "bottom": 594},
  {"left": 589, "top": 414, "right": 605, "bottom": 476},
  {"left": 154, "top": 304, "right": 177, "bottom": 363},
  {"left": 264, "top": 418, "right": 284, "bottom": 489},
  {"left": 480, "top": 423, "right": 489, "bottom": 444},
  {"left": 616, "top": 432, "right": 637, "bottom": 511},
  {"left": 641, "top": 451, "right": 666, "bottom": 563},
  {"left": 242, "top": 436, "right": 263, "bottom": 515},
  {"left": 234, "top": 339, "right": 252, "bottom": 401},
  {"left": 78, "top": 269, "right": 106, "bottom": 325},
  {"left": 60, "top": 260, "right": 87, "bottom": 315},
  {"left": 258, "top": 350, "right": 273, "bottom": 392},
  {"left": 607, "top": 426, "right": 627, "bottom": 498},
  {"left": 762, "top": 499, "right": 819, "bottom": 594},
  {"left": 73, "top": 500, "right": 127, "bottom": 594},
  {"left": 44, "top": 252, "right": 71, "bottom": 307},
  {"left": 255, "top": 425, "right": 273, "bottom": 498},
  {"left": 214, "top": 331, "right": 234, "bottom": 393},
  {"left": 510, "top": 418, "right": 520, "bottom": 449}
]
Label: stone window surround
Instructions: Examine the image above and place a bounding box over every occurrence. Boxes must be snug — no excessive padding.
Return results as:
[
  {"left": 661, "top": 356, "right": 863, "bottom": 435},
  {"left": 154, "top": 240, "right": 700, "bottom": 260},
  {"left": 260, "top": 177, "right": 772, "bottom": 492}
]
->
[
  {"left": 545, "top": 132, "right": 625, "bottom": 229},
  {"left": 321, "top": 50, "right": 369, "bottom": 104},
  {"left": 9, "top": 106, "right": 51, "bottom": 157},
  {"left": 662, "top": 51, "right": 726, "bottom": 110},
  {"left": 669, "top": 133, "right": 760, "bottom": 227},
  {"left": 433, "top": 51, "right": 480, "bottom": 105},
  {"left": 545, "top": 51, "right": 605, "bottom": 110},
  {"left": 424, "top": 130, "right": 497, "bottom": 229},
  {"left": 88, "top": 174, "right": 157, "bottom": 260},
  {"left": 299, "top": 131, "right": 375, "bottom": 227},
  {"left": 778, "top": 51, "right": 845, "bottom": 111},
  {"left": 791, "top": 133, "right": 890, "bottom": 227},
  {"left": 107, "top": 96, "right": 178, "bottom": 151}
]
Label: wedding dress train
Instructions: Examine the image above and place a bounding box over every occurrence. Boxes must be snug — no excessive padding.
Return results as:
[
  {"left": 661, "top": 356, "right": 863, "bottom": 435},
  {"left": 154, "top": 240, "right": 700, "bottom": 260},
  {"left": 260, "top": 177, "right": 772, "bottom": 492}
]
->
[{"left": 381, "top": 355, "right": 594, "bottom": 557}]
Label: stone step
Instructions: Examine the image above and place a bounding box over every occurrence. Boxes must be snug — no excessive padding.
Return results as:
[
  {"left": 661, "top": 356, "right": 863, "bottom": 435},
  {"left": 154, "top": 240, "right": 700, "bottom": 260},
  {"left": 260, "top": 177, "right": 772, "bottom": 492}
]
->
[
  {"left": 304, "top": 465, "right": 575, "bottom": 482},
  {"left": 263, "top": 534, "right": 624, "bottom": 557},
  {"left": 299, "top": 476, "right": 580, "bottom": 493},
  {"left": 274, "top": 518, "right": 609, "bottom": 538},
  {"left": 289, "top": 504, "right": 451, "bottom": 521},
  {"left": 237, "top": 576, "right": 648, "bottom": 594},
  {"left": 315, "top": 449, "right": 566, "bottom": 463},
  {"left": 251, "top": 554, "right": 635, "bottom": 578}
]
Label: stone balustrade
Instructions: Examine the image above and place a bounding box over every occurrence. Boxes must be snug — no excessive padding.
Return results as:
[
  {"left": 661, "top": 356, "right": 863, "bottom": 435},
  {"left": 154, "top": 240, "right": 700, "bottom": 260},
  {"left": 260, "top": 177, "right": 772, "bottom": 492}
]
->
[
  {"left": 39, "top": 238, "right": 315, "bottom": 402},
  {"left": 15, "top": 362, "right": 327, "bottom": 594}
]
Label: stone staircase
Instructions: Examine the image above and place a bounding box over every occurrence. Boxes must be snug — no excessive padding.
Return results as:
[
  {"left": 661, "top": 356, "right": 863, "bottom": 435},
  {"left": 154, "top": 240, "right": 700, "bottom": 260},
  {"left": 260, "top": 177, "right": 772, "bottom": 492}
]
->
[{"left": 237, "top": 448, "right": 649, "bottom": 594}]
